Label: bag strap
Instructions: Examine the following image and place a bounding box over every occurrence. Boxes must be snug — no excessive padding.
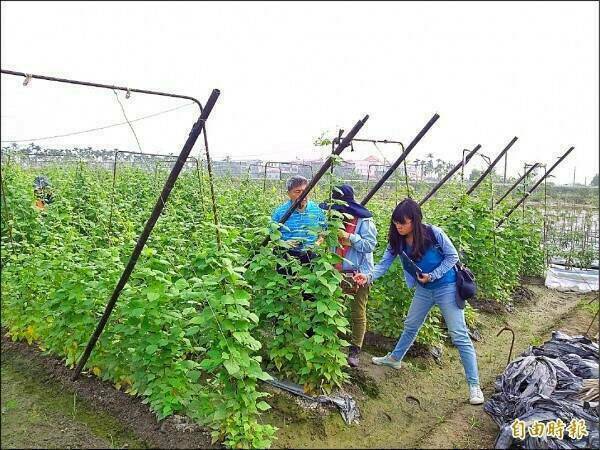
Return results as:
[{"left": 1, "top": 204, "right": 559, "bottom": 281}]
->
[{"left": 427, "top": 225, "right": 461, "bottom": 272}]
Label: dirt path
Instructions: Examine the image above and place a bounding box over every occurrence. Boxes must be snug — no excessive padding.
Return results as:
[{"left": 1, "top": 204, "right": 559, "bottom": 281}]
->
[
  {"left": 1, "top": 334, "right": 213, "bottom": 449},
  {"left": 269, "top": 284, "right": 599, "bottom": 449},
  {"left": 417, "top": 289, "right": 599, "bottom": 449},
  {"left": 1, "top": 351, "right": 142, "bottom": 449}
]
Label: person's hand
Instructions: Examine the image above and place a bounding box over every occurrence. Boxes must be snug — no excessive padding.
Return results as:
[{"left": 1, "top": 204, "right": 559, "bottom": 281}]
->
[
  {"left": 340, "top": 238, "right": 351, "bottom": 247},
  {"left": 417, "top": 272, "right": 432, "bottom": 284},
  {"left": 337, "top": 229, "right": 350, "bottom": 239},
  {"left": 315, "top": 236, "right": 324, "bottom": 246},
  {"left": 353, "top": 273, "right": 369, "bottom": 286}
]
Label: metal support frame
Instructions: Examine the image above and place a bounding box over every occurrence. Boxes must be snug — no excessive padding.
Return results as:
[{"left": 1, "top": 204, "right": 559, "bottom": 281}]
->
[
  {"left": 366, "top": 163, "right": 391, "bottom": 191},
  {"left": 351, "top": 138, "right": 403, "bottom": 145},
  {"left": 494, "top": 162, "right": 540, "bottom": 207},
  {"left": 497, "top": 147, "right": 575, "bottom": 228},
  {"left": 460, "top": 149, "right": 470, "bottom": 183},
  {"left": 263, "top": 161, "right": 314, "bottom": 193},
  {"left": 322, "top": 134, "right": 409, "bottom": 199},
  {"left": 466, "top": 137, "right": 518, "bottom": 196},
  {"left": 480, "top": 153, "right": 494, "bottom": 208},
  {"left": 361, "top": 114, "right": 440, "bottom": 205},
  {"left": 72, "top": 89, "right": 220, "bottom": 380},
  {"left": 0, "top": 163, "right": 14, "bottom": 247},
  {"left": 107, "top": 150, "right": 201, "bottom": 240},
  {"left": 246, "top": 163, "right": 264, "bottom": 179},
  {"left": 419, "top": 144, "right": 480, "bottom": 206},
  {"left": 0, "top": 68, "right": 221, "bottom": 380},
  {"left": 522, "top": 162, "right": 538, "bottom": 219}
]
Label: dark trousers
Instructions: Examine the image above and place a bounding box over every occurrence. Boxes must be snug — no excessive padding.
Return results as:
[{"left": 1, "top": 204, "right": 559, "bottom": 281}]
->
[
  {"left": 276, "top": 248, "right": 317, "bottom": 337},
  {"left": 276, "top": 248, "right": 317, "bottom": 275}
]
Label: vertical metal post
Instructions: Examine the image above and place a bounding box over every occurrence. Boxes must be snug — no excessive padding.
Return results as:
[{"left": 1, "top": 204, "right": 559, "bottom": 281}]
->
[
  {"left": 403, "top": 157, "right": 410, "bottom": 197},
  {"left": 543, "top": 165, "right": 548, "bottom": 264},
  {"left": 194, "top": 158, "right": 205, "bottom": 213},
  {"left": 522, "top": 163, "right": 538, "bottom": 220},
  {"left": 199, "top": 124, "right": 220, "bottom": 249},
  {"left": 0, "top": 164, "right": 14, "bottom": 246}
]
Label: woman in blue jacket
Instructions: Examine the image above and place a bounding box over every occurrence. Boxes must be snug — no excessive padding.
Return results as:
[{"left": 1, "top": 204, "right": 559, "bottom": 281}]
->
[
  {"left": 321, "top": 184, "right": 377, "bottom": 368},
  {"left": 353, "top": 198, "right": 484, "bottom": 405}
]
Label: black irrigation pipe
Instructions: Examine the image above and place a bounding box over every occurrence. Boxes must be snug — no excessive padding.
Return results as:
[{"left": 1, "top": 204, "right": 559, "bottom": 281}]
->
[
  {"left": 466, "top": 137, "right": 518, "bottom": 196},
  {"left": 497, "top": 146, "right": 574, "bottom": 228},
  {"left": 361, "top": 114, "right": 440, "bottom": 205},
  {"left": 494, "top": 162, "right": 540, "bottom": 207},
  {"left": 256, "top": 115, "right": 370, "bottom": 250},
  {"left": 419, "top": 144, "right": 480, "bottom": 206}
]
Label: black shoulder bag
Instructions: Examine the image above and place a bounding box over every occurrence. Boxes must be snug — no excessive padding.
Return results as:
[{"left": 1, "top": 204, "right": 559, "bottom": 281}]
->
[{"left": 428, "top": 226, "right": 477, "bottom": 309}]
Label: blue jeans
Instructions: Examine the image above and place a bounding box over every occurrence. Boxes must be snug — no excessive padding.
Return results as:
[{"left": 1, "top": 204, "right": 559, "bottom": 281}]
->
[{"left": 391, "top": 282, "right": 480, "bottom": 386}]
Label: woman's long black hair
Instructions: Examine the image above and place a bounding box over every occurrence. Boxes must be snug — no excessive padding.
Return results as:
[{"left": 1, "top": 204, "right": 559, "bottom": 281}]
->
[{"left": 388, "top": 198, "right": 433, "bottom": 260}]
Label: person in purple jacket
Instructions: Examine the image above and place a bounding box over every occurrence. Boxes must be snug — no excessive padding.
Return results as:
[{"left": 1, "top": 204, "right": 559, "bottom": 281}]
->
[{"left": 353, "top": 198, "right": 484, "bottom": 405}]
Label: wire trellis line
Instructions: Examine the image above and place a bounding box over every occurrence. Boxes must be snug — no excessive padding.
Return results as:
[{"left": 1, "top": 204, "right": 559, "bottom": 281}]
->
[{"left": 0, "top": 102, "right": 195, "bottom": 143}]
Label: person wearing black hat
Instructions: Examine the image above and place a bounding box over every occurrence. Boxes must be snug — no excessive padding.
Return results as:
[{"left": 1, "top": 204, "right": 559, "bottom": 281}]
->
[
  {"left": 33, "top": 175, "right": 54, "bottom": 210},
  {"left": 320, "top": 184, "right": 377, "bottom": 367}
]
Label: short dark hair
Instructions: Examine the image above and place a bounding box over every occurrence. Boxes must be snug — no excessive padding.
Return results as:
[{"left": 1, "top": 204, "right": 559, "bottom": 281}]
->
[{"left": 286, "top": 175, "right": 308, "bottom": 192}]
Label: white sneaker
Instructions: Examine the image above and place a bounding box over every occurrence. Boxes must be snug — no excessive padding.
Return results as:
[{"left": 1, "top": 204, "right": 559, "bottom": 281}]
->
[
  {"left": 371, "top": 353, "right": 402, "bottom": 369},
  {"left": 469, "top": 385, "right": 484, "bottom": 405}
]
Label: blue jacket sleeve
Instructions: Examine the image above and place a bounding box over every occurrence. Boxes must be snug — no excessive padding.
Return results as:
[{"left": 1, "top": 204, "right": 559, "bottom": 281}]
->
[
  {"left": 428, "top": 225, "right": 459, "bottom": 282},
  {"left": 368, "top": 244, "right": 397, "bottom": 283},
  {"left": 271, "top": 205, "right": 283, "bottom": 223},
  {"left": 349, "top": 218, "right": 377, "bottom": 253}
]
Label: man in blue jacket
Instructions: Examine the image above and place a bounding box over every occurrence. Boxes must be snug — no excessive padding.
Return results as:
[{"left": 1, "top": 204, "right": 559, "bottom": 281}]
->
[{"left": 271, "top": 175, "right": 327, "bottom": 267}]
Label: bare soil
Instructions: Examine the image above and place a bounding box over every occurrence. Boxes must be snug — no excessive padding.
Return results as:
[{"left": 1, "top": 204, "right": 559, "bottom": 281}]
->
[{"left": 1, "top": 333, "right": 214, "bottom": 449}]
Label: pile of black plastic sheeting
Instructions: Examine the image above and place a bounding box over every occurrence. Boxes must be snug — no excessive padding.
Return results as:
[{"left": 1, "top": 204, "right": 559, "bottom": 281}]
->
[{"left": 485, "top": 331, "right": 599, "bottom": 449}]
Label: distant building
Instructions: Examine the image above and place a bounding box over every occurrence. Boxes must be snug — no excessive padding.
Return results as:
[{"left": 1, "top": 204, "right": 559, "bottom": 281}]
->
[{"left": 353, "top": 155, "right": 384, "bottom": 177}]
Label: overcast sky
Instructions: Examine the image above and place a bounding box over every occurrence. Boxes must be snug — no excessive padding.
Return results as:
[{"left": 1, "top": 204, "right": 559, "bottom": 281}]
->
[{"left": 1, "top": 1, "right": 598, "bottom": 184}]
